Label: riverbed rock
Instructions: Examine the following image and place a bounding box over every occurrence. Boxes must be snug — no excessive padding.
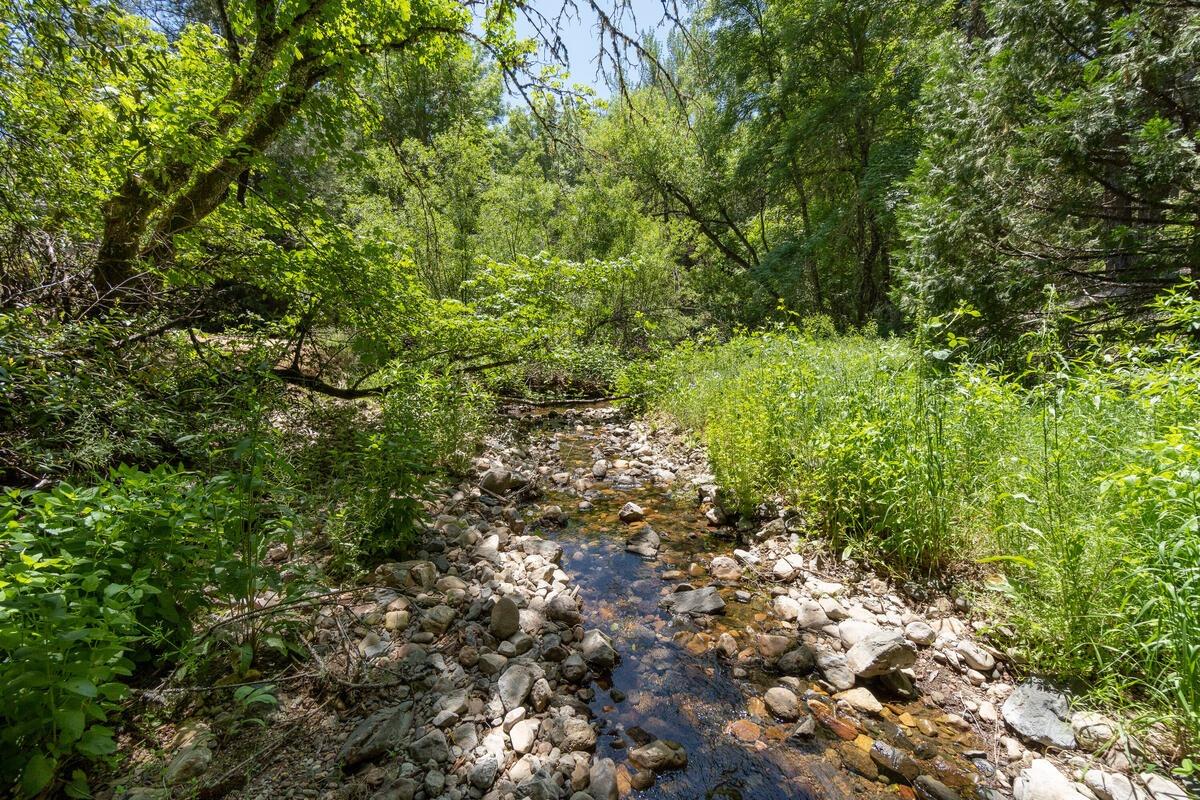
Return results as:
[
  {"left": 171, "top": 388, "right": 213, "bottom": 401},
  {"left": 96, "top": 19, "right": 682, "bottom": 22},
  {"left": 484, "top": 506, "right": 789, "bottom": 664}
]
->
[
  {"left": 470, "top": 757, "right": 499, "bottom": 790},
  {"left": 1001, "top": 679, "right": 1076, "bottom": 749},
  {"left": 628, "top": 740, "right": 687, "bottom": 772},
  {"left": 375, "top": 560, "right": 438, "bottom": 591},
  {"left": 560, "top": 653, "right": 588, "bottom": 684},
  {"left": 870, "top": 740, "right": 920, "bottom": 784},
  {"left": 420, "top": 604, "right": 456, "bottom": 635},
  {"left": 618, "top": 502, "right": 645, "bottom": 523},
  {"left": 588, "top": 758, "right": 618, "bottom": 800},
  {"left": 545, "top": 713, "right": 597, "bottom": 752},
  {"left": 772, "top": 555, "right": 805, "bottom": 581},
  {"left": 837, "top": 619, "right": 880, "bottom": 648},
  {"left": 491, "top": 596, "right": 521, "bottom": 639},
  {"left": 835, "top": 687, "right": 883, "bottom": 715},
  {"left": 1083, "top": 771, "right": 1151, "bottom": 800},
  {"left": 481, "top": 467, "right": 526, "bottom": 494},
  {"left": 409, "top": 729, "right": 450, "bottom": 764},
  {"left": 815, "top": 650, "right": 856, "bottom": 691},
  {"left": 914, "top": 776, "right": 962, "bottom": 800},
  {"left": 541, "top": 504, "right": 568, "bottom": 525},
  {"left": 499, "top": 664, "right": 535, "bottom": 711},
  {"left": 522, "top": 537, "right": 563, "bottom": 562},
  {"left": 1013, "top": 759, "right": 1089, "bottom": 800},
  {"left": 338, "top": 705, "right": 413, "bottom": 767},
  {"left": 710, "top": 555, "right": 742, "bottom": 581},
  {"left": 845, "top": 630, "right": 917, "bottom": 677},
  {"left": 625, "top": 526, "right": 660, "bottom": 557},
  {"left": 510, "top": 719, "right": 540, "bottom": 754},
  {"left": 956, "top": 640, "right": 995, "bottom": 672},
  {"left": 904, "top": 620, "right": 937, "bottom": 646},
  {"left": 777, "top": 645, "right": 816, "bottom": 676},
  {"left": 581, "top": 629, "right": 618, "bottom": 670},
  {"left": 757, "top": 633, "right": 793, "bottom": 660},
  {"left": 548, "top": 592, "right": 583, "bottom": 625},
  {"left": 764, "top": 687, "right": 801, "bottom": 720},
  {"left": 663, "top": 586, "right": 725, "bottom": 615}
]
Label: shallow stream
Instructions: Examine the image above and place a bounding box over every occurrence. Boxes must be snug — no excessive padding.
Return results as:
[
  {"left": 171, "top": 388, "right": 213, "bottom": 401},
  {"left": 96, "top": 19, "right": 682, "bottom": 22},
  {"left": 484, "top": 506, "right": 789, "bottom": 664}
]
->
[{"left": 521, "top": 411, "right": 986, "bottom": 799}]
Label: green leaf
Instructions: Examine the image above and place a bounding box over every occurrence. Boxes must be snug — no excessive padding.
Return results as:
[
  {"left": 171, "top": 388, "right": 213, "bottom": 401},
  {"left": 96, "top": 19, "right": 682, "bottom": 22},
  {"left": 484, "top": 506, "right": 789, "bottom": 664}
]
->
[
  {"left": 21, "top": 753, "right": 55, "bottom": 796},
  {"left": 76, "top": 729, "right": 117, "bottom": 756},
  {"left": 62, "top": 677, "right": 97, "bottom": 697},
  {"left": 55, "top": 708, "right": 85, "bottom": 743}
]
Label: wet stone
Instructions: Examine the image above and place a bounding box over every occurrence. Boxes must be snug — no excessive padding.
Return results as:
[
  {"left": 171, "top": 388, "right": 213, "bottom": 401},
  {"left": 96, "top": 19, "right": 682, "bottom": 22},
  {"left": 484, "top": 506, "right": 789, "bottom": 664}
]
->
[
  {"left": 914, "top": 776, "right": 962, "bottom": 800},
  {"left": 628, "top": 739, "right": 687, "bottom": 772},
  {"left": 728, "top": 719, "right": 762, "bottom": 742},
  {"left": 764, "top": 687, "right": 801, "bottom": 720},
  {"left": 662, "top": 586, "right": 725, "bottom": 615},
  {"left": 624, "top": 526, "right": 661, "bottom": 558},
  {"left": 839, "top": 742, "right": 879, "bottom": 781},
  {"left": 870, "top": 739, "right": 920, "bottom": 784}
]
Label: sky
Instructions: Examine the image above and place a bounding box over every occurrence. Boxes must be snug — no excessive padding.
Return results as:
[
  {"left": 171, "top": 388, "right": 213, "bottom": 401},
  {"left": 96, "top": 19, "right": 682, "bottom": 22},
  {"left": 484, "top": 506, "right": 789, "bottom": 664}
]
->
[{"left": 507, "top": 1, "right": 675, "bottom": 102}]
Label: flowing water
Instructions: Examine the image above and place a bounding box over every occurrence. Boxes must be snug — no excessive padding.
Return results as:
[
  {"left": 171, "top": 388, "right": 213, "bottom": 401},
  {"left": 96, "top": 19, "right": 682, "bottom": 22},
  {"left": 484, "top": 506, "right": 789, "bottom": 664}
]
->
[{"left": 518, "top": 409, "right": 989, "bottom": 799}]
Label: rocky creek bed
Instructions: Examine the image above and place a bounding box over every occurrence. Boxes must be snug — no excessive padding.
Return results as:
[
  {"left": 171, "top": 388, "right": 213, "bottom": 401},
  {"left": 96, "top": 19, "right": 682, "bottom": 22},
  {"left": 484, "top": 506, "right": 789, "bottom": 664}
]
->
[{"left": 112, "top": 405, "right": 1195, "bottom": 800}]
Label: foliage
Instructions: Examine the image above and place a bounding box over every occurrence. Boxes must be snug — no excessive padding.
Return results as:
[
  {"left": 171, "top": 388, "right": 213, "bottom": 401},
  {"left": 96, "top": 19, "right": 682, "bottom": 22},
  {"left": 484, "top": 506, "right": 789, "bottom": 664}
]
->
[
  {"left": 0, "top": 467, "right": 248, "bottom": 795},
  {"left": 313, "top": 370, "right": 491, "bottom": 564},
  {"left": 899, "top": 0, "right": 1200, "bottom": 340},
  {"left": 639, "top": 287, "right": 1200, "bottom": 742}
]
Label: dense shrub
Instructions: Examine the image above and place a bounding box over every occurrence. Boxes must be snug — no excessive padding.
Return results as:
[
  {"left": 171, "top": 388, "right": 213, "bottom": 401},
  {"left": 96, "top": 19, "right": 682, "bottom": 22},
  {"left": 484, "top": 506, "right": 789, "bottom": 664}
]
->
[
  {"left": 636, "top": 293, "right": 1200, "bottom": 742},
  {"left": 0, "top": 467, "right": 250, "bottom": 796},
  {"left": 296, "top": 369, "right": 491, "bottom": 565}
]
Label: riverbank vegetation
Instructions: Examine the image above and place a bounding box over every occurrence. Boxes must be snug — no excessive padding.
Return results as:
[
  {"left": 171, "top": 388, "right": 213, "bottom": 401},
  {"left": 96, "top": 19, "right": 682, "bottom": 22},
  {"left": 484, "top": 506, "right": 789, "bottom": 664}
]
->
[
  {"left": 631, "top": 287, "right": 1200, "bottom": 743},
  {"left": 2, "top": 0, "right": 1198, "bottom": 793}
]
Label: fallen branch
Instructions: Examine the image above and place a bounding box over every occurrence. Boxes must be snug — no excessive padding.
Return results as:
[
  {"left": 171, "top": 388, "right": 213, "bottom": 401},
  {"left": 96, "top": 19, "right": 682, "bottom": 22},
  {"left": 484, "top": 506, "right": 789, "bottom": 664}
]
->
[{"left": 496, "top": 394, "right": 628, "bottom": 406}]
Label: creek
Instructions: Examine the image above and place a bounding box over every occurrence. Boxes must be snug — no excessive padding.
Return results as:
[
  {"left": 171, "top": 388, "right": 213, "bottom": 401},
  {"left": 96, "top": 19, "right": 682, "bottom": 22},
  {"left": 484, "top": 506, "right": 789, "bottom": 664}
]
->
[{"left": 519, "top": 407, "right": 988, "bottom": 799}]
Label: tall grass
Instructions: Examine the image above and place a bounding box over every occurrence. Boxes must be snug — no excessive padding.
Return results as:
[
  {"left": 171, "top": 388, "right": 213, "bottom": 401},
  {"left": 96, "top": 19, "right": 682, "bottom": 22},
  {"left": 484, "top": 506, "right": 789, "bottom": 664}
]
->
[{"left": 631, "top": 291, "right": 1200, "bottom": 743}]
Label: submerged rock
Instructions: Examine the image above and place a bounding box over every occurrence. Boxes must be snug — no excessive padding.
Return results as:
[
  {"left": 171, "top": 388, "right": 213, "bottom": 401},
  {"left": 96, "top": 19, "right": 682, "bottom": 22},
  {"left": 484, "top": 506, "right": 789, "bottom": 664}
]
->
[
  {"left": 628, "top": 739, "right": 687, "bottom": 772},
  {"left": 662, "top": 586, "right": 725, "bottom": 615},
  {"left": 624, "top": 526, "right": 660, "bottom": 557}
]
